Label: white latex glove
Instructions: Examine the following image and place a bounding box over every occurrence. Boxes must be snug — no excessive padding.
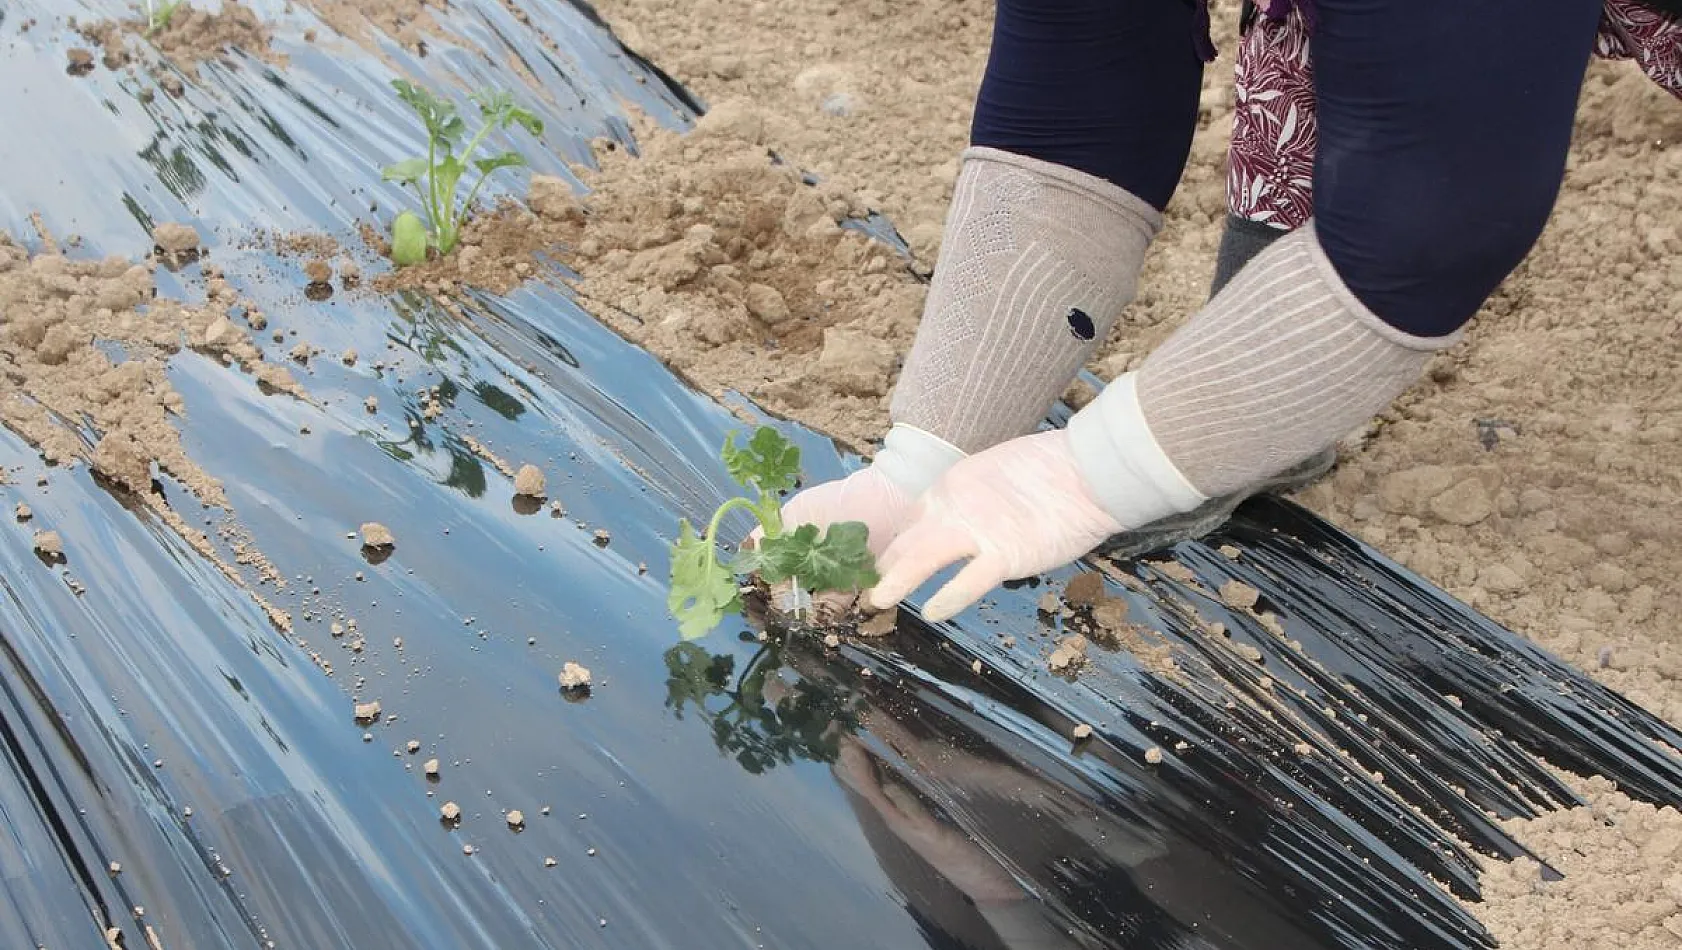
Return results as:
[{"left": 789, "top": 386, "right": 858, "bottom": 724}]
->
[
  {"left": 865, "top": 429, "right": 1120, "bottom": 622},
  {"left": 867, "top": 374, "right": 1207, "bottom": 622},
  {"left": 771, "top": 465, "right": 915, "bottom": 560},
  {"left": 745, "top": 423, "right": 967, "bottom": 559}
]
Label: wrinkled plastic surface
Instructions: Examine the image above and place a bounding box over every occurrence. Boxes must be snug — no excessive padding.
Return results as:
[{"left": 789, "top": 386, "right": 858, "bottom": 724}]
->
[{"left": 2, "top": 3, "right": 1680, "bottom": 950}]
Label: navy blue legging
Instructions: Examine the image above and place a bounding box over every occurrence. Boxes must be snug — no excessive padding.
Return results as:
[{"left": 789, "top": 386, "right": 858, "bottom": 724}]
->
[{"left": 970, "top": 0, "right": 1604, "bottom": 338}]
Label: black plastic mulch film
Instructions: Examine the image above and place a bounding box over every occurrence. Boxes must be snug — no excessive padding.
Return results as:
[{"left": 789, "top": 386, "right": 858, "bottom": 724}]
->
[{"left": 0, "top": 2, "right": 1676, "bottom": 949}]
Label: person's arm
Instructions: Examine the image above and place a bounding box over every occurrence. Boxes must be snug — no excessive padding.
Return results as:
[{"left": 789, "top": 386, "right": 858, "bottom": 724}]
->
[
  {"left": 866, "top": 0, "right": 1595, "bottom": 622},
  {"left": 767, "top": 0, "right": 1206, "bottom": 557}
]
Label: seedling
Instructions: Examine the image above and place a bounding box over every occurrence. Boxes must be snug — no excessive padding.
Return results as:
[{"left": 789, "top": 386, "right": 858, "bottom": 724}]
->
[
  {"left": 381, "top": 81, "right": 543, "bottom": 266},
  {"left": 668, "top": 427, "right": 878, "bottom": 640},
  {"left": 142, "top": 0, "right": 187, "bottom": 35}
]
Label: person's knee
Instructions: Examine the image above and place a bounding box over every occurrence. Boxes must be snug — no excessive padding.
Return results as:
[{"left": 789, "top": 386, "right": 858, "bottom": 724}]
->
[{"left": 1315, "top": 157, "right": 1564, "bottom": 338}]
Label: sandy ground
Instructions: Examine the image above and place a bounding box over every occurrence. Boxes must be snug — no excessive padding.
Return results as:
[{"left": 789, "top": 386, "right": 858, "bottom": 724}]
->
[{"left": 572, "top": 0, "right": 1682, "bottom": 945}]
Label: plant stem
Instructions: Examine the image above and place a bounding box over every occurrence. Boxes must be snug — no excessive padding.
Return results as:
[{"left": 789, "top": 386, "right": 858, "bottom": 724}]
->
[
  {"left": 424, "top": 131, "right": 439, "bottom": 242},
  {"left": 704, "top": 497, "right": 765, "bottom": 550},
  {"left": 450, "top": 120, "right": 499, "bottom": 249},
  {"left": 754, "top": 492, "right": 783, "bottom": 539},
  {"left": 459, "top": 171, "right": 493, "bottom": 235}
]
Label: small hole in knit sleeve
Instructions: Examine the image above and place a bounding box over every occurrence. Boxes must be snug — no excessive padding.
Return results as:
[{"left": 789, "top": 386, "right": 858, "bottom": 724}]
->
[{"left": 1066, "top": 307, "right": 1096, "bottom": 341}]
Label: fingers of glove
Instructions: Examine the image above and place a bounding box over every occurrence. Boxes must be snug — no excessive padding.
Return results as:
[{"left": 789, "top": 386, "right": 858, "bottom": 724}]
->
[
  {"left": 922, "top": 553, "right": 1010, "bottom": 623},
  {"left": 868, "top": 518, "right": 976, "bottom": 611},
  {"left": 777, "top": 480, "right": 844, "bottom": 530}
]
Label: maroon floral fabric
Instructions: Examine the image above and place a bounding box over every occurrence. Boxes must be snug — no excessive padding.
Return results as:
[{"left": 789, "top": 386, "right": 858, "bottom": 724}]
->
[{"left": 1220, "top": 1, "right": 1682, "bottom": 231}]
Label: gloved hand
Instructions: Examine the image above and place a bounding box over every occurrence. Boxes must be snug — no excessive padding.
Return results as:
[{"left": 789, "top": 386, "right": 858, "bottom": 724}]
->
[
  {"left": 746, "top": 422, "right": 966, "bottom": 557},
  {"left": 868, "top": 374, "right": 1207, "bottom": 622},
  {"left": 865, "top": 428, "right": 1121, "bottom": 622},
  {"left": 770, "top": 465, "right": 916, "bottom": 561}
]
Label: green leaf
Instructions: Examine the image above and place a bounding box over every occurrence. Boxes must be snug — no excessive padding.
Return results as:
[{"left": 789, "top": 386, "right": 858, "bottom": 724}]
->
[
  {"left": 469, "top": 89, "right": 515, "bottom": 117},
  {"left": 668, "top": 519, "right": 742, "bottom": 640},
  {"left": 505, "top": 106, "right": 544, "bottom": 137},
  {"left": 390, "top": 79, "right": 429, "bottom": 113},
  {"left": 390, "top": 211, "right": 428, "bottom": 267},
  {"left": 721, "top": 427, "right": 801, "bottom": 495},
  {"left": 434, "top": 154, "right": 466, "bottom": 195},
  {"left": 727, "top": 543, "right": 767, "bottom": 579},
  {"left": 381, "top": 157, "right": 428, "bottom": 185},
  {"left": 436, "top": 114, "right": 467, "bottom": 147},
  {"left": 473, "top": 151, "right": 527, "bottom": 176},
  {"left": 391, "top": 80, "right": 456, "bottom": 138},
  {"left": 755, "top": 521, "right": 878, "bottom": 591}
]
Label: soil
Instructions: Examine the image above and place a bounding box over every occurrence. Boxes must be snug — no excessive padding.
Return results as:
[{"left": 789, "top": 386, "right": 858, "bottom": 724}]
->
[
  {"left": 294, "top": 0, "right": 443, "bottom": 53},
  {"left": 1474, "top": 771, "right": 1682, "bottom": 948},
  {"left": 78, "top": 2, "right": 283, "bottom": 79},
  {"left": 0, "top": 223, "right": 300, "bottom": 631},
  {"left": 574, "top": 0, "right": 1682, "bottom": 944},
  {"left": 0, "top": 226, "right": 301, "bottom": 499},
  {"left": 371, "top": 109, "right": 925, "bottom": 450},
  {"left": 513, "top": 464, "right": 546, "bottom": 498}
]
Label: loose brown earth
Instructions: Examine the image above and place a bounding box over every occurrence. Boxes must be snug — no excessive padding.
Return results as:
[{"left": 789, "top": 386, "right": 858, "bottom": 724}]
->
[{"left": 76, "top": 2, "right": 283, "bottom": 78}]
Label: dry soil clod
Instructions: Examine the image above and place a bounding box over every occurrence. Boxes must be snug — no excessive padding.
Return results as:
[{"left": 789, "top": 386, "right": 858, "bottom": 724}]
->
[
  {"left": 15, "top": 502, "right": 32, "bottom": 521},
  {"left": 440, "top": 801, "right": 462, "bottom": 823},
  {"left": 360, "top": 522, "right": 394, "bottom": 549},
  {"left": 857, "top": 606, "right": 898, "bottom": 637},
  {"left": 514, "top": 464, "right": 547, "bottom": 499},
  {"left": 506, "top": 810, "right": 526, "bottom": 830},
  {"left": 1072, "top": 723, "right": 1093, "bottom": 741},
  {"left": 1219, "top": 579, "right": 1262, "bottom": 611},
  {"left": 353, "top": 700, "right": 382, "bottom": 724},
  {"left": 153, "top": 222, "right": 200, "bottom": 256},
  {"left": 32, "top": 529, "right": 64, "bottom": 559},
  {"left": 559, "top": 661, "right": 592, "bottom": 693},
  {"left": 424, "top": 758, "right": 440, "bottom": 778},
  {"left": 1144, "top": 747, "right": 1164, "bottom": 765},
  {"left": 1048, "top": 634, "right": 1088, "bottom": 673},
  {"left": 1064, "top": 572, "right": 1105, "bottom": 607}
]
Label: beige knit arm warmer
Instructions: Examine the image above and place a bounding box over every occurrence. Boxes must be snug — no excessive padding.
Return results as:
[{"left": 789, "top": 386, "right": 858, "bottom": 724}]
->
[
  {"left": 1068, "top": 222, "right": 1461, "bottom": 527},
  {"left": 877, "top": 147, "right": 1162, "bottom": 487}
]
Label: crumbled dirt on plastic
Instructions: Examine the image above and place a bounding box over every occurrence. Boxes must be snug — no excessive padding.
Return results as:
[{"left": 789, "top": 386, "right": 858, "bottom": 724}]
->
[
  {"left": 462, "top": 435, "right": 515, "bottom": 478},
  {"left": 0, "top": 230, "right": 304, "bottom": 515},
  {"left": 0, "top": 226, "right": 302, "bottom": 628},
  {"left": 371, "top": 105, "right": 926, "bottom": 452},
  {"left": 1472, "top": 772, "right": 1682, "bottom": 949},
  {"left": 79, "top": 3, "right": 283, "bottom": 79},
  {"left": 295, "top": 0, "right": 444, "bottom": 53}
]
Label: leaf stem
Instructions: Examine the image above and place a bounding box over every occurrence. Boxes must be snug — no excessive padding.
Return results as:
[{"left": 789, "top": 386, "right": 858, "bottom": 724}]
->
[
  {"left": 424, "top": 126, "right": 439, "bottom": 241},
  {"left": 459, "top": 171, "right": 493, "bottom": 234},
  {"left": 704, "top": 496, "right": 764, "bottom": 551},
  {"left": 449, "top": 119, "right": 498, "bottom": 243}
]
